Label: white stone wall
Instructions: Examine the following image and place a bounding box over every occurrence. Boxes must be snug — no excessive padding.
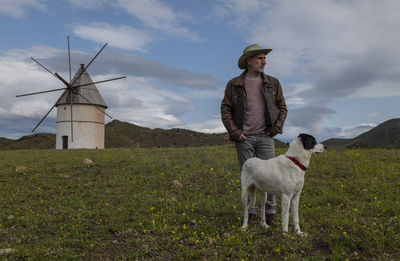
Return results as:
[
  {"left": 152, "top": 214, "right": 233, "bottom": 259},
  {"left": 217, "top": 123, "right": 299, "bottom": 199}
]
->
[{"left": 56, "top": 104, "right": 105, "bottom": 149}]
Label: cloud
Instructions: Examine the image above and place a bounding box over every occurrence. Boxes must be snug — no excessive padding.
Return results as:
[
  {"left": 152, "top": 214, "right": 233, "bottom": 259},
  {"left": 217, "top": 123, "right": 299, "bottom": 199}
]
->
[
  {"left": 29, "top": 47, "right": 219, "bottom": 89},
  {"left": 67, "top": 0, "right": 107, "bottom": 9},
  {"left": 287, "top": 106, "right": 336, "bottom": 131},
  {"left": 284, "top": 82, "right": 313, "bottom": 105},
  {"left": 0, "top": 114, "right": 55, "bottom": 138},
  {"left": 0, "top": 0, "right": 46, "bottom": 19},
  {"left": 100, "top": 76, "right": 191, "bottom": 129},
  {"left": 180, "top": 117, "right": 226, "bottom": 134},
  {"left": 335, "top": 123, "right": 377, "bottom": 139},
  {"left": 72, "top": 23, "right": 152, "bottom": 52},
  {"left": 216, "top": 0, "right": 400, "bottom": 134},
  {"left": 112, "top": 0, "right": 201, "bottom": 41},
  {"left": 68, "top": 0, "right": 201, "bottom": 42}
]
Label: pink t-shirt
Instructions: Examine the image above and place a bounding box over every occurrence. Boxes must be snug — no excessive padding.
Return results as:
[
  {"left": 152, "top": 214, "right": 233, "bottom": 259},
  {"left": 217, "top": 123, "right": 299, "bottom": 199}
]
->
[{"left": 243, "top": 75, "right": 266, "bottom": 135}]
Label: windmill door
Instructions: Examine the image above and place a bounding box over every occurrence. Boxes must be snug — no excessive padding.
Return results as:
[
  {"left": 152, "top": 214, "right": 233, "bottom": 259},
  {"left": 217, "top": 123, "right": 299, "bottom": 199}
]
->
[{"left": 62, "top": 136, "right": 68, "bottom": 149}]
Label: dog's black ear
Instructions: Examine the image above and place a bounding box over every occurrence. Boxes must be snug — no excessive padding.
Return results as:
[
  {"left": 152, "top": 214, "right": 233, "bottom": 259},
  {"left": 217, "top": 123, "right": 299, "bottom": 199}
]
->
[{"left": 299, "top": 133, "right": 317, "bottom": 150}]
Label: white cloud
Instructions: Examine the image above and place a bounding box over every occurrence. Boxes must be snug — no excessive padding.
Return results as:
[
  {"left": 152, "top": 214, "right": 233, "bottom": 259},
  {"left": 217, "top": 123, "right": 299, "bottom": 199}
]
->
[
  {"left": 97, "top": 76, "right": 191, "bottom": 129},
  {"left": 67, "top": 0, "right": 107, "bottom": 9},
  {"left": 181, "top": 118, "right": 226, "bottom": 134},
  {"left": 284, "top": 82, "right": 314, "bottom": 105},
  {"left": 113, "top": 0, "right": 201, "bottom": 41},
  {"left": 350, "top": 80, "right": 400, "bottom": 98},
  {"left": 11, "top": 99, "right": 53, "bottom": 117},
  {"left": 68, "top": 0, "right": 201, "bottom": 41},
  {"left": 72, "top": 23, "right": 152, "bottom": 52},
  {"left": 335, "top": 123, "right": 377, "bottom": 139},
  {"left": 0, "top": 0, "right": 46, "bottom": 18}
]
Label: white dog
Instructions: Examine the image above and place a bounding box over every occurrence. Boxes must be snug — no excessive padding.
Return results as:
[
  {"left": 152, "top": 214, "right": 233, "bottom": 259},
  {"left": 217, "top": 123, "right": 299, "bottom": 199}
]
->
[{"left": 240, "top": 134, "right": 326, "bottom": 236}]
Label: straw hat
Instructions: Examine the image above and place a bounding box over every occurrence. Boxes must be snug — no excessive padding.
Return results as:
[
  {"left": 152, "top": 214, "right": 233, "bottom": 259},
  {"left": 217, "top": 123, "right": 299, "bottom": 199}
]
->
[{"left": 238, "top": 44, "right": 272, "bottom": 70}]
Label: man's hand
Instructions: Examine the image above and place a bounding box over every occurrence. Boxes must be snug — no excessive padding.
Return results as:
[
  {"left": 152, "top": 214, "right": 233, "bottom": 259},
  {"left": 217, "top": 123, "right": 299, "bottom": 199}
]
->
[{"left": 239, "top": 133, "right": 247, "bottom": 141}]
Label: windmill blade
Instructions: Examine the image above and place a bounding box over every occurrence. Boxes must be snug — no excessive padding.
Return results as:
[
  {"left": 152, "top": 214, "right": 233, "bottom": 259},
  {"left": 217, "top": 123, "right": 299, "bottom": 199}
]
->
[
  {"left": 31, "top": 57, "right": 72, "bottom": 89},
  {"left": 16, "top": 87, "right": 68, "bottom": 97},
  {"left": 73, "top": 76, "right": 126, "bottom": 88},
  {"left": 31, "top": 57, "right": 57, "bottom": 77},
  {"left": 70, "top": 43, "right": 108, "bottom": 87},
  {"left": 76, "top": 93, "right": 112, "bottom": 119},
  {"left": 68, "top": 36, "right": 72, "bottom": 84},
  {"left": 32, "top": 104, "right": 56, "bottom": 132},
  {"left": 55, "top": 73, "right": 72, "bottom": 89},
  {"left": 31, "top": 90, "right": 67, "bottom": 132}
]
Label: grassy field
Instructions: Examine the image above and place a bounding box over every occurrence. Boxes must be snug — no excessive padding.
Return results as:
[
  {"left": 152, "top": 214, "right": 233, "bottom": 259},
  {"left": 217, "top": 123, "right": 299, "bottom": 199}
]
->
[{"left": 0, "top": 145, "right": 399, "bottom": 260}]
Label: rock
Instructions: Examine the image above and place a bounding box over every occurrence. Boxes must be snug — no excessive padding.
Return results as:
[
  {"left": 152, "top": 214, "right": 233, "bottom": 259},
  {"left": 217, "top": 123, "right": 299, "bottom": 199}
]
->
[
  {"left": 172, "top": 180, "right": 182, "bottom": 189},
  {"left": 0, "top": 248, "right": 14, "bottom": 255},
  {"left": 15, "top": 166, "right": 27, "bottom": 173},
  {"left": 223, "top": 232, "right": 231, "bottom": 239},
  {"left": 83, "top": 158, "right": 93, "bottom": 165}
]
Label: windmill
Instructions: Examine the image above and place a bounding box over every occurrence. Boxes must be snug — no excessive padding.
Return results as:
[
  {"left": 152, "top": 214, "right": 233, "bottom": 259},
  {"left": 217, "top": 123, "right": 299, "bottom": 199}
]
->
[{"left": 16, "top": 36, "right": 126, "bottom": 149}]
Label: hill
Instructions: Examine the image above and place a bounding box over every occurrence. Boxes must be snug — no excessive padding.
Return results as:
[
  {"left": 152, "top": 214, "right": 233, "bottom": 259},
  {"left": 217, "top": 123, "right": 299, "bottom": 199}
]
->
[
  {"left": 0, "top": 120, "right": 289, "bottom": 150},
  {"left": 2, "top": 118, "right": 399, "bottom": 150},
  {"left": 105, "top": 120, "right": 288, "bottom": 148},
  {"left": 0, "top": 137, "right": 13, "bottom": 147},
  {"left": 0, "top": 133, "right": 56, "bottom": 150},
  {"left": 105, "top": 119, "right": 230, "bottom": 148},
  {"left": 323, "top": 118, "right": 400, "bottom": 148}
]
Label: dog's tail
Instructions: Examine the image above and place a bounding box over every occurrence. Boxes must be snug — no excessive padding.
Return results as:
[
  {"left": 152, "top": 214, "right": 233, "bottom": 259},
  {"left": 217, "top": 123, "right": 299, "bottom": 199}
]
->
[
  {"left": 241, "top": 167, "right": 256, "bottom": 211},
  {"left": 241, "top": 168, "right": 248, "bottom": 216},
  {"left": 241, "top": 166, "right": 258, "bottom": 229}
]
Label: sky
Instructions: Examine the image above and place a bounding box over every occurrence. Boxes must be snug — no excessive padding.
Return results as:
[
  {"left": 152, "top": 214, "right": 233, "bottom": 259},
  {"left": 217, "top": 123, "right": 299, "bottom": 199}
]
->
[{"left": 0, "top": 0, "right": 399, "bottom": 142}]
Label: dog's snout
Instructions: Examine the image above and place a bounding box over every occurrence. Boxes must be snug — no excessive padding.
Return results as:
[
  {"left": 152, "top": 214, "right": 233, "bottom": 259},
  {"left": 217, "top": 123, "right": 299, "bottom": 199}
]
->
[{"left": 324, "top": 145, "right": 328, "bottom": 150}]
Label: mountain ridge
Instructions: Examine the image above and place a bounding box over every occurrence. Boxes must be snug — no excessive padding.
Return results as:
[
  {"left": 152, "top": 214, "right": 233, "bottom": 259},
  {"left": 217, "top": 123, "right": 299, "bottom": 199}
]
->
[
  {"left": 1, "top": 118, "right": 399, "bottom": 150},
  {"left": 323, "top": 118, "right": 400, "bottom": 149}
]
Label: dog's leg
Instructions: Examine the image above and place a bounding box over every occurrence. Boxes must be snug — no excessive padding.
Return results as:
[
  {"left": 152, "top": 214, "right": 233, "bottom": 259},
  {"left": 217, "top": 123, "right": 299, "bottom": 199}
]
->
[
  {"left": 259, "top": 191, "right": 269, "bottom": 229},
  {"left": 248, "top": 185, "right": 256, "bottom": 210},
  {"left": 281, "top": 194, "right": 291, "bottom": 234},
  {"left": 241, "top": 188, "right": 249, "bottom": 229},
  {"left": 291, "top": 189, "right": 307, "bottom": 237}
]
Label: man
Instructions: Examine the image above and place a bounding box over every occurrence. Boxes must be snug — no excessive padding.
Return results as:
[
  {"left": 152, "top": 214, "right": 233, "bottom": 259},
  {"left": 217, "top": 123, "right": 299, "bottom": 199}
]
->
[{"left": 221, "top": 44, "right": 287, "bottom": 225}]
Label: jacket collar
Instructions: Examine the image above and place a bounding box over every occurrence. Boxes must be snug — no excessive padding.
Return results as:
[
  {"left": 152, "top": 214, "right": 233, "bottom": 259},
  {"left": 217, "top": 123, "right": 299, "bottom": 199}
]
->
[{"left": 233, "top": 71, "right": 272, "bottom": 87}]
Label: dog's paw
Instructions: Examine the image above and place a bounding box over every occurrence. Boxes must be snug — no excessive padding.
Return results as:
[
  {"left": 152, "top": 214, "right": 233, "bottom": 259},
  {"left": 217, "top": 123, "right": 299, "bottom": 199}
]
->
[
  {"left": 260, "top": 222, "right": 269, "bottom": 229},
  {"left": 241, "top": 225, "right": 248, "bottom": 230},
  {"left": 295, "top": 229, "right": 307, "bottom": 237},
  {"left": 282, "top": 231, "right": 290, "bottom": 237}
]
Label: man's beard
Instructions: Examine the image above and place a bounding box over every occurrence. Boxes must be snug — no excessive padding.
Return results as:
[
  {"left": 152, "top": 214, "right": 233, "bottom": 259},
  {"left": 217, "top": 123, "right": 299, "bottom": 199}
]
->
[{"left": 248, "top": 63, "right": 264, "bottom": 74}]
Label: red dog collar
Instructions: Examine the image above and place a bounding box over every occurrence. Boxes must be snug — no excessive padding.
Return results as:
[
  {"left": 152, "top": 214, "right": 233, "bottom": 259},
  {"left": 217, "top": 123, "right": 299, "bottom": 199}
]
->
[{"left": 287, "top": 156, "right": 307, "bottom": 171}]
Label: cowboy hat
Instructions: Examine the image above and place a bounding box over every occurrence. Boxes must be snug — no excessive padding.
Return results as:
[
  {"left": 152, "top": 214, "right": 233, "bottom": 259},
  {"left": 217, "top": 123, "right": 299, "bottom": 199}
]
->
[{"left": 238, "top": 44, "right": 272, "bottom": 70}]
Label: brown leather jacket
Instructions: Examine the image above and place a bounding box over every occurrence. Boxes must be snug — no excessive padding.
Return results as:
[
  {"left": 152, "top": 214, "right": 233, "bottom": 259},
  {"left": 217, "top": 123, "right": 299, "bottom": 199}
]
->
[{"left": 221, "top": 71, "right": 287, "bottom": 141}]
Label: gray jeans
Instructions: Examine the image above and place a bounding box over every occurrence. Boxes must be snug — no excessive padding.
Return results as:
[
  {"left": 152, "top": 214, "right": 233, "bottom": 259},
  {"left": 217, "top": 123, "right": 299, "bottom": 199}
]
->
[{"left": 235, "top": 134, "right": 277, "bottom": 215}]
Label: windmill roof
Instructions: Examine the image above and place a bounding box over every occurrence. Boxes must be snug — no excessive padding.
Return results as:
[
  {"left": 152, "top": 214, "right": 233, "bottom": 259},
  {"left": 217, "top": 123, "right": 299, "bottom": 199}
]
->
[{"left": 56, "top": 64, "right": 107, "bottom": 108}]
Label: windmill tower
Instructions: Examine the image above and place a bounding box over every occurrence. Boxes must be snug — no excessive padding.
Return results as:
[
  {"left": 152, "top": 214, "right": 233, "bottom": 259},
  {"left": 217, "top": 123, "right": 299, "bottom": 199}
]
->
[
  {"left": 56, "top": 64, "right": 108, "bottom": 149},
  {"left": 16, "top": 37, "right": 125, "bottom": 149}
]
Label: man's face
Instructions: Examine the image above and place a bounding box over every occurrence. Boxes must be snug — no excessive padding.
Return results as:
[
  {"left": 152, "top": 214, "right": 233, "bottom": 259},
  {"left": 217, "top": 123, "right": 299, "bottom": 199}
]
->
[{"left": 247, "top": 53, "right": 266, "bottom": 74}]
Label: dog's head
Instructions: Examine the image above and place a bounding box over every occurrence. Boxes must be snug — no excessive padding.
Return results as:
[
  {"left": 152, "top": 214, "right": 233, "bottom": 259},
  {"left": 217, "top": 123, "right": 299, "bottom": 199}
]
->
[{"left": 298, "top": 133, "right": 326, "bottom": 153}]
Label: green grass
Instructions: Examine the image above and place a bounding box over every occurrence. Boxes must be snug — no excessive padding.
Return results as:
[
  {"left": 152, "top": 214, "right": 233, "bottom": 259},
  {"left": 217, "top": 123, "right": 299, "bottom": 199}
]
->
[{"left": 0, "top": 146, "right": 399, "bottom": 260}]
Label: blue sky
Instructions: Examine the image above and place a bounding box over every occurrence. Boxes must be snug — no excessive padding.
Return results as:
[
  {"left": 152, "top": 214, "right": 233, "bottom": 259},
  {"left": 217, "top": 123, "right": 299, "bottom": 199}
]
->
[{"left": 0, "top": 0, "right": 399, "bottom": 142}]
